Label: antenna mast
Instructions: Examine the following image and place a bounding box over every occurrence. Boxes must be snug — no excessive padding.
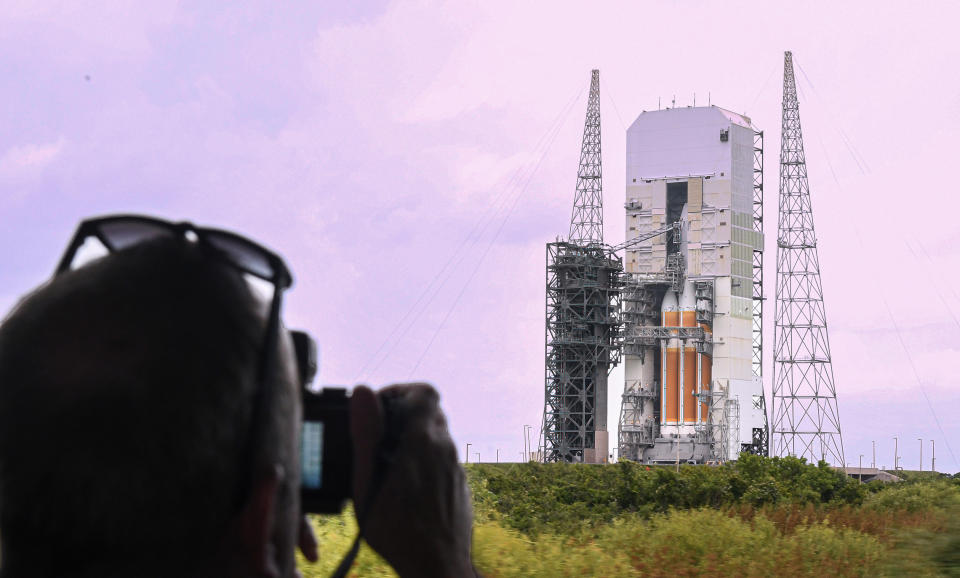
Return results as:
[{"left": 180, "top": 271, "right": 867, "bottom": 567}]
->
[
  {"left": 568, "top": 70, "right": 604, "bottom": 246},
  {"left": 771, "top": 51, "right": 845, "bottom": 465}
]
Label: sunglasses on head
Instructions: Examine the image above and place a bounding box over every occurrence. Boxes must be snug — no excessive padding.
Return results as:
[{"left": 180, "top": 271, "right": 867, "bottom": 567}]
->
[
  {"left": 56, "top": 214, "right": 292, "bottom": 283},
  {"left": 56, "top": 214, "right": 317, "bottom": 504}
]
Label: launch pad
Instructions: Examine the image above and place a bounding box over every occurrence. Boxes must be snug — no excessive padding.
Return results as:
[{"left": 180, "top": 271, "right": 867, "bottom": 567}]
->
[{"left": 542, "top": 53, "right": 844, "bottom": 466}]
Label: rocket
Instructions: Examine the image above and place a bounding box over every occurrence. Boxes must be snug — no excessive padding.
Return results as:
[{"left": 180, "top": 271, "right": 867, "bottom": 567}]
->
[{"left": 659, "top": 204, "right": 712, "bottom": 436}]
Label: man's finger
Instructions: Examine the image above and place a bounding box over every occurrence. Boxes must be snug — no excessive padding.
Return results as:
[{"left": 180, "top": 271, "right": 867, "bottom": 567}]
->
[
  {"left": 349, "top": 385, "right": 383, "bottom": 513},
  {"left": 297, "top": 515, "right": 318, "bottom": 563}
]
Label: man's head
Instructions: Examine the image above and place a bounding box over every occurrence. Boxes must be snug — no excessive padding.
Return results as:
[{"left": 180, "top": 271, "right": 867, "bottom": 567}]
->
[{"left": 0, "top": 237, "right": 302, "bottom": 577}]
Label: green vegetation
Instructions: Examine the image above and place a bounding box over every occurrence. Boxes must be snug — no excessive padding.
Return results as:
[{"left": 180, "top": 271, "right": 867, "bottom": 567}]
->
[
  {"left": 300, "top": 455, "right": 960, "bottom": 577},
  {"left": 298, "top": 506, "right": 395, "bottom": 577},
  {"left": 469, "top": 454, "right": 866, "bottom": 536}
]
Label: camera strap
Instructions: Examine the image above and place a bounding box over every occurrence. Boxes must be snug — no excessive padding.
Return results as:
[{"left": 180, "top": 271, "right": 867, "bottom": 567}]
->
[
  {"left": 330, "top": 455, "right": 388, "bottom": 578},
  {"left": 330, "top": 532, "right": 363, "bottom": 578},
  {"left": 330, "top": 394, "right": 404, "bottom": 578}
]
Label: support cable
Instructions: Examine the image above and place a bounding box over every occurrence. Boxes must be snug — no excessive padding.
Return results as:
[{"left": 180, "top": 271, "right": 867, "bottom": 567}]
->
[
  {"left": 883, "top": 303, "right": 957, "bottom": 467},
  {"left": 407, "top": 89, "right": 580, "bottom": 377},
  {"left": 795, "top": 59, "right": 871, "bottom": 174},
  {"left": 354, "top": 86, "right": 583, "bottom": 382},
  {"left": 601, "top": 78, "right": 628, "bottom": 130},
  {"left": 856, "top": 230, "right": 958, "bottom": 469},
  {"left": 810, "top": 84, "right": 954, "bottom": 469},
  {"left": 911, "top": 240, "right": 960, "bottom": 332},
  {"left": 749, "top": 63, "right": 778, "bottom": 111},
  {"left": 906, "top": 242, "right": 960, "bottom": 332}
]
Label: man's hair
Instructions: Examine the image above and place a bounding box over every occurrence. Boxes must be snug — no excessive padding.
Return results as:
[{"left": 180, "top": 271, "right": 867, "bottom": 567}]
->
[{"left": 0, "top": 238, "right": 292, "bottom": 574}]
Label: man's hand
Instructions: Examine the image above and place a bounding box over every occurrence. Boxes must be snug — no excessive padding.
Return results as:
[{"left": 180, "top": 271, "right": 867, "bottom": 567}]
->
[{"left": 350, "top": 384, "right": 474, "bottom": 577}]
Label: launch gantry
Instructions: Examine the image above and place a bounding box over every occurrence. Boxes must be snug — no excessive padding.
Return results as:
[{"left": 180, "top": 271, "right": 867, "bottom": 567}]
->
[
  {"left": 542, "top": 70, "right": 618, "bottom": 463},
  {"left": 543, "top": 68, "right": 771, "bottom": 465},
  {"left": 541, "top": 70, "right": 684, "bottom": 464}
]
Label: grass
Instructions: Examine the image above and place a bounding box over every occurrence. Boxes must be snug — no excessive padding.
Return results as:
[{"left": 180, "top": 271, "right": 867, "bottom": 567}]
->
[{"left": 298, "top": 458, "right": 959, "bottom": 576}]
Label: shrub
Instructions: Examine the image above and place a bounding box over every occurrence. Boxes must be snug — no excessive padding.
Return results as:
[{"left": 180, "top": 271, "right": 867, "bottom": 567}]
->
[
  {"left": 864, "top": 478, "right": 960, "bottom": 514},
  {"left": 465, "top": 455, "right": 870, "bottom": 536},
  {"left": 298, "top": 459, "right": 959, "bottom": 576}
]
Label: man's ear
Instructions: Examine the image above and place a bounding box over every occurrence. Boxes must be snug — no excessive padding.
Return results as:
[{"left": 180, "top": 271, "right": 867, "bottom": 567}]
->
[{"left": 237, "top": 464, "right": 285, "bottom": 578}]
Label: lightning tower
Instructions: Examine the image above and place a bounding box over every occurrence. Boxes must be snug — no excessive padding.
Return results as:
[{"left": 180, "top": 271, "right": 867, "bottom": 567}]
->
[
  {"left": 568, "top": 70, "right": 604, "bottom": 246},
  {"left": 543, "top": 70, "right": 622, "bottom": 463},
  {"left": 771, "top": 51, "right": 845, "bottom": 465}
]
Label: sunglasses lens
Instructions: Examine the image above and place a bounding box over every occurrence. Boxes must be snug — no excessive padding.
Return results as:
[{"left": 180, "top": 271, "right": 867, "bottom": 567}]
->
[
  {"left": 206, "top": 234, "right": 278, "bottom": 282},
  {"left": 63, "top": 220, "right": 175, "bottom": 271},
  {"left": 70, "top": 236, "right": 110, "bottom": 269},
  {"left": 61, "top": 217, "right": 288, "bottom": 292},
  {"left": 99, "top": 220, "right": 175, "bottom": 250}
]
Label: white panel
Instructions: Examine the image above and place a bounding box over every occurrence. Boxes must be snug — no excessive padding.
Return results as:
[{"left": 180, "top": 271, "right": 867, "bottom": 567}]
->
[
  {"left": 624, "top": 356, "right": 644, "bottom": 381},
  {"left": 728, "top": 378, "right": 765, "bottom": 445},
  {"left": 701, "top": 211, "right": 718, "bottom": 245},
  {"left": 637, "top": 213, "right": 653, "bottom": 236},
  {"left": 701, "top": 247, "right": 719, "bottom": 276},
  {"left": 651, "top": 252, "right": 665, "bottom": 273},
  {"left": 651, "top": 181, "right": 667, "bottom": 211},
  {"left": 626, "top": 184, "right": 649, "bottom": 206},
  {"left": 730, "top": 124, "right": 754, "bottom": 216},
  {"left": 712, "top": 314, "right": 731, "bottom": 338},
  {"left": 640, "top": 182, "right": 658, "bottom": 202},
  {"left": 637, "top": 248, "right": 653, "bottom": 272},
  {"left": 731, "top": 296, "right": 752, "bottom": 320},
  {"left": 717, "top": 209, "right": 731, "bottom": 243},
  {"left": 627, "top": 107, "right": 749, "bottom": 180},
  {"left": 715, "top": 276, "right": 732, "bottom": 294},
  {"left": 703, "top": 177, "right": 731, "bottom": 209},
  {"left": 712, "top": 356, "right": 730, "bottom": 379},
  {"left": 687, "top": 248, "right": 700, "bottom": 276},
  {"left": 688, "top": 177, "right": 703, "bottom": 212},
  {"left": 688, "top": 212, "right": 702, "bottom": 244},
  {"left": 715, "top": 294, "right": 731, "bottom": 315}
]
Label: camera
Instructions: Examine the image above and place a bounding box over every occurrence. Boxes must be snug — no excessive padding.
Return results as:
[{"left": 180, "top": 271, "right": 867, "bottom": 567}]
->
[
  {"left": 291, "top": 331, "right": 352, "bottom": 514},
  {"left": 300, "top": 387, "right": 352, "bottom": 513}
]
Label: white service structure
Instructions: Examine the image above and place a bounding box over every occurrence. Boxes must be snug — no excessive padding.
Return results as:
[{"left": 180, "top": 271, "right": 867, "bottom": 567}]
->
[{"left": 619, "top": 105, "right": 767, "bottom": 464}]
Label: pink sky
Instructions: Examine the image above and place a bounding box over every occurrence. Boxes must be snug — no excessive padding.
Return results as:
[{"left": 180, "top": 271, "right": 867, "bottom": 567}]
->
[{"left": 1, "top": 1, "right": 958, "bottom": 472}]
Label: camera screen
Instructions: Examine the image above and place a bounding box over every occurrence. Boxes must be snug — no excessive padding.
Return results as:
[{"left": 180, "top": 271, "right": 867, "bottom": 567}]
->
[{"left": 301, "top": 421, "right": 324, "bottom": 489}]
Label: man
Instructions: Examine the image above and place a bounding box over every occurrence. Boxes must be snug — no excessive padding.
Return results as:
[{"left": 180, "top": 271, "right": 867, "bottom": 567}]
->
[{"left": 0, "top": 216, "right": 474, "bottom": 577}]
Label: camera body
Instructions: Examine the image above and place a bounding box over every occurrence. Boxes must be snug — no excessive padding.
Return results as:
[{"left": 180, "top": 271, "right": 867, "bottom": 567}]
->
[
  {"left": 300, "top": 387, "right": 352, "bottom": 514},
  {"left": 291, "top": 330, "right": 353, "bottom": 514}
]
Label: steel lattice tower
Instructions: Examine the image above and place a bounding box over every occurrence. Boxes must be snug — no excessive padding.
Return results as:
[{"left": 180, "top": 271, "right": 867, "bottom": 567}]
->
[
  {"left": 543, "top": 69, "right": 622, "bottom": 463},
  {"left": 568, "top": 70, "right": 603, "bottom": 246},
  {"left": 771, "top": 51, "right": 845, "bottom": 465}
]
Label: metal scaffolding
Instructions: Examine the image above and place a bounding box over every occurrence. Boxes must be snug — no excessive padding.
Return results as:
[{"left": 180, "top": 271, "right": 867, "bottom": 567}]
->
[
  {"left": 771, "top": 51, "right": 845, "bottom": 466},
  {"left": 726, "top": 396, "right": 741, "bottom": 460},
  {"left": 543, "top": 69, "right": 622, "bottom": 463},
  {"left": 746, "top": 129, "right": 769, "bottom": 457},
  {"left": 752, "top": 131, "right": 765, "bottom": 380},
  {"left": 543, "top": 242, "right": 622, "bottom": 462},
  {"left": 617, "top": 379, "right": 655, "bottom": 461},
  {"left": 616, "top": 277, "right": 661, "bottom": 461}
]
